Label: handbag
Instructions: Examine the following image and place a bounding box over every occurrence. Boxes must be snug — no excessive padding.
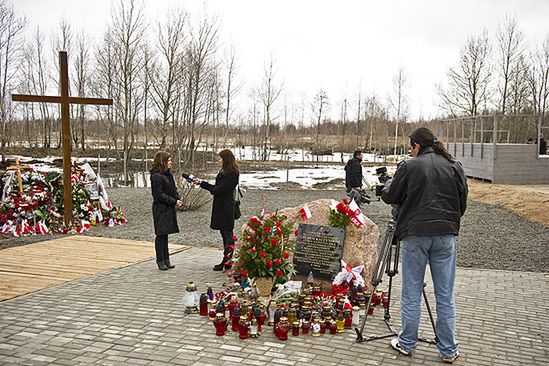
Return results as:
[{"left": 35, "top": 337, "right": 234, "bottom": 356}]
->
[{"left": 234, "top": 185, "right": 243, "bottom": 219}]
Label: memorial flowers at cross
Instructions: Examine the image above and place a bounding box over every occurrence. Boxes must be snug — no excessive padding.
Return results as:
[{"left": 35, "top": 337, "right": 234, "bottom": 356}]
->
[{"left": 235, "top": 211, "right": 296, "bottom": 286}]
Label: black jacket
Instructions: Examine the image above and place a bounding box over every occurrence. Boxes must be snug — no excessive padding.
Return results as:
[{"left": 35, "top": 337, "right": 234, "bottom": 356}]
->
[
  {"left": 540, "top": 138, "right": 547, "bottom": 155},
  {"left": 345, "top": 157, "right": 363, "bottom": 189},
  {"left": 150, "top": 170, "right": 180, "bottom": 236},
  {"left": 381, "top": 147, "right": 468, "bottom": 240},
  {"left": 200, "top": 170, "right": 239, "bottom": 231}
]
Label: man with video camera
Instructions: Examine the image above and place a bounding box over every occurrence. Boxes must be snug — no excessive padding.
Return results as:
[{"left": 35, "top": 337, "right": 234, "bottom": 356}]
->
[
  {"left": 345, "top": 150, "right": 370, "bottom": 206},
  {"left": 381, "top": 127, "right": 468, "bottom": 364}
]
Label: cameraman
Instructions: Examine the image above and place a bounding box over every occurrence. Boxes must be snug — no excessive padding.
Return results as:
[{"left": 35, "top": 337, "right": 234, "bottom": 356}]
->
[
  {"left": 381, "top": 127, "right": 467, "bottom": 364},
  {"left": 345, "top": 150, "right": 364, "bottom": 204}
]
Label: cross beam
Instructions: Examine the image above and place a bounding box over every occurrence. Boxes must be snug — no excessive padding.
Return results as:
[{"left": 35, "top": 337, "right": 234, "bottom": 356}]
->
[{"left": 11, "top": 51, "right": 112, "bottom": 227}]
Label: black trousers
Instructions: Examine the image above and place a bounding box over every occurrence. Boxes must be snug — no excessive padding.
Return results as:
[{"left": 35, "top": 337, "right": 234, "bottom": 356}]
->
[
  {"left": 220, "top": 230, "right": 234, "bottom": 263},
  {"left": 155, "top": 234, "right": 169, "bottom": 263}
]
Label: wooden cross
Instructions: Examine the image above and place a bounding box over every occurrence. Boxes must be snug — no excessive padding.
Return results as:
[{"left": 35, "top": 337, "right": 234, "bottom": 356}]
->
[
  {"left": 12, "top": 51, "right": 113, "bottom": 227},
  {"left": 6, "top": 157, "right": 31, "bottom": 196}
]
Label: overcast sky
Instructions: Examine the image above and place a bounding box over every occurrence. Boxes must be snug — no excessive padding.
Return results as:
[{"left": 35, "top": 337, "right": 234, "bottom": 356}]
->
[{"left": 12, "top": 0, "right": 549, "bottom": 122}]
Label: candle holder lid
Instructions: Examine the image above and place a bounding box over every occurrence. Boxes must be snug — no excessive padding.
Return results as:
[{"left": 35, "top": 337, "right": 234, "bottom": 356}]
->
[{"left": 186, "top": 282, "right": 197, "bottom": 291}]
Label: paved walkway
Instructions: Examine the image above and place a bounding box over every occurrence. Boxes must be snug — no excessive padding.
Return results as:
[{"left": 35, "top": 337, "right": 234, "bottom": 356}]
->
[{"left": 0, "top": 246, "right": 547, "bottom": 365}]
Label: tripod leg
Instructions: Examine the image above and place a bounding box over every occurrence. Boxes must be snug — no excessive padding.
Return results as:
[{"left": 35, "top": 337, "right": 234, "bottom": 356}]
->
[{"left": 420, "top": 283, "right": 439, "bottom": 345}]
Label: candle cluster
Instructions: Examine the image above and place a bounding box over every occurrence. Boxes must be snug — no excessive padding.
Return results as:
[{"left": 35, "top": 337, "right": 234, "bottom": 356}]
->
[{"left": 195, "top": 282, "right": 388, "bottom": 340}]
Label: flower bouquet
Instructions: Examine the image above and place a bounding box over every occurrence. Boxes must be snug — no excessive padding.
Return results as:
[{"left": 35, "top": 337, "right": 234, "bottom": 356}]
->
[{"left": 234, "top": 211, "right": 297, "bottom": 293}]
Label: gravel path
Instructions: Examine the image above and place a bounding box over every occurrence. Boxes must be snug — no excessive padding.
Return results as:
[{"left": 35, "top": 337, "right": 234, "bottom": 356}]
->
[{"left": 3, "top": 187, "right": 548, "bottom": 273}]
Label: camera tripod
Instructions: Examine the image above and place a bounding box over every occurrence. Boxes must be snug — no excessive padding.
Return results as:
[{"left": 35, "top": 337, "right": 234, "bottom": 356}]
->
[{"left": 355, "top": 218, "right": 438, "bottom": 345}]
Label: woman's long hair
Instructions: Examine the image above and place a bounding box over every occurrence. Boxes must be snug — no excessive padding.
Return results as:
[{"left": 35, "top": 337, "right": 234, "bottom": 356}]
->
[
  {"left": 219, "top": 149, "right": 239, "bottom": 174},
  {"left": 409, "top": 127, "right": 455, "bottom": 162},
  {"left": 152, "top": 151, "right": 171, "bottom": 173}
]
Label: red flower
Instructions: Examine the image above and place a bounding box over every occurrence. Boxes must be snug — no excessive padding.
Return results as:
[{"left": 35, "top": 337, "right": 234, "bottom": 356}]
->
[
  {"left": 250, "top": 247, "right": 257, "bottom": 253},
  {"left": 295, "top": 229, "right": 299, "bottom": 236},
  {"left": 276, "top": 228, "right": 282, "bottom": 236},
  {"left": 270, "top": 237, "right": 279, "bottom": 246},
  {"left": 342, "top": 198, "right": 349, "bottom": 204},
  {"left": 263, "top": 225, "right": 271, "bottom": 233},
  {"left": 241, "top": 269, "right": 248, "bottom": 278},
  {"left": 232, "top": 234, "right": 238, "bottom": 241},
  {"left": 266, "top": 259, "right": 273, "bottom": 268},
  {"left": 275, "top": 221, "right": 282, "bottom": 227},
  {"left": 274, "top": 258, "right": 281, "bottom": 266},
  {"left": 283, "top": 251, "right": 289, "bottom": 259},
  {"left": 259, "top": 251, "right": 266, "bottom": 258},
  {"left": 336, "top": 202, "right": 345, "bottom": 213},
  {"left": 276, "top": 269, "right": 283, "bottom": 277}
]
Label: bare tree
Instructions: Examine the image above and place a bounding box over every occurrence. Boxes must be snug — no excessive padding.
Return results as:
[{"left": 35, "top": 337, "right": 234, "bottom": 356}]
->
[
  {"left": 23, "top": 27, "right": 53, "bottom": 147},
  {"left": 438, "top": 31, "right": 492, "bottom": 116},
  {"left": 224, "top": 44, "right": 242, "bottom": 142},
  {"left": 182, "top": 14, "right": 219, "bottom": 163},
  {"left": 0, "top": 0, "right": 26, "bottom": 148},
  {"left": 71, "top": 30, "right": 91, "bottom": 150},
  {"left": 148, "top": 7, "right": 187, "bottom": 150},
  {"left": 106, "top": 0, "right": 147, "bottom": 173},
  {"left": 495, "top": 15, "right": 525, "bottom": 114},
  {"left": 527, "top": 37, "right": 549, "bottom": 117},
  {"left": 257, "top": 56, "right": 282, "bottom": 161},
  {"left": 389, "top": 67, "right": 408, "bottom": 155},
  {"left": 311, "top": 88, "right": 328, "bottom": 157}
]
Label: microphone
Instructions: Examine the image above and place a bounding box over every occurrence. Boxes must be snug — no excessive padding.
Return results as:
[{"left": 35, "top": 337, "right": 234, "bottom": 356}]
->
[{"left": 182, "top": 173, "right": 195, "bottom": 183}]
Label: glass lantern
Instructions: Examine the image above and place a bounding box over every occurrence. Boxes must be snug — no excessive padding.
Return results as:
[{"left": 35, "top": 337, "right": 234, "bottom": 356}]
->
[{"left": 182, "top": 281, "right": 200, "bottom": 314}]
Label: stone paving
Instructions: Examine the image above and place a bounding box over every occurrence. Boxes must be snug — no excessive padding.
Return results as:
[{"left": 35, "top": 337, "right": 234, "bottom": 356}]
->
[{"left": 0, "top": 246, "right": 547, "bottom": 365}]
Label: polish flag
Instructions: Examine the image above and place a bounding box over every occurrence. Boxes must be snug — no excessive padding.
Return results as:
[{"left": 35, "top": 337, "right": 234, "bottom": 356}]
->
[
  {"left": 348, "top": 199, "right": 365, "bottom": 228},
  {"left": 77, "top": 220, "right": 91, "bottom": 234},
  {"left": 1, "top": 220, "right": 14, "bottom": 234},
  {"left": 298, "top": 204, "right": 312, "bottom": 221},
  {"left": 35, "top": 221, "right": 49, "bottom": 234},
  {"left": 19, "top": 220, "right": 32, "bottom": 235}
]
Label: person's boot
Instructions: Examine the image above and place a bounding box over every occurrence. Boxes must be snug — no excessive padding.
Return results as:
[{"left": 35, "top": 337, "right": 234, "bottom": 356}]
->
[
  {"left": 157, "top": 260, "right": 169, "bottom": 271},
  {"left": 213, "top": 260, "right": 225, "bottom": 271},
  {"left": 164, "top": 259, "right": 175, "bottom": 269}
]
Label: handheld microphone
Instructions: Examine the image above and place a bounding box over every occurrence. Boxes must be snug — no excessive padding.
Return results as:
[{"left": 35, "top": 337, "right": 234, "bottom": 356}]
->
[{"left": 182, "top": 173, "right": 195, "bottom": 183}]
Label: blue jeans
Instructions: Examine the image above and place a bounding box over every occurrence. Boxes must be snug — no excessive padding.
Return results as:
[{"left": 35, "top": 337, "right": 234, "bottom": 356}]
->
[{"left": 398, "top": 234, "right": 458, "bottom": 358}]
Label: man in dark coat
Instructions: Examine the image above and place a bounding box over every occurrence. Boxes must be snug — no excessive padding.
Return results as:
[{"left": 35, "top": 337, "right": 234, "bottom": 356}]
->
[
  {"left": 345, "top": 150, "right": 365, "bottom": 204},
  {"left": 382, "top": 128, "right": 467, "bottom": 364},
  {"left": 539, "top": 134, "right": 547, "bottom": 155},
  {"left": 195, "top": 149, "right": 240, "bottom": 271},
  {"left": 150, "top": 151, "right": 182, "bottom": 270}
]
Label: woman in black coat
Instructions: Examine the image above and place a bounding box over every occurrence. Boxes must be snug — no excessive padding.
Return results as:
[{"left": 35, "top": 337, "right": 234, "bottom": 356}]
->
[
  {"left": 194, "top": 149, "right": 240, "bottom": 271},
  {"left": 150, "top": 151, "right": 183, "bottom": 270}
]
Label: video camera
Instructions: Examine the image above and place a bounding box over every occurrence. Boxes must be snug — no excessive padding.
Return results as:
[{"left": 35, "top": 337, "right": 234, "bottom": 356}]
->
[
  {"left": 374, "top": 167, "right": 391, "bottom": 197},
  {"left": 181, "top": 172, "right": 195, "bottom": 183},
  {"left": 347, "top": 187, "right": 371, "bottom": 206}
]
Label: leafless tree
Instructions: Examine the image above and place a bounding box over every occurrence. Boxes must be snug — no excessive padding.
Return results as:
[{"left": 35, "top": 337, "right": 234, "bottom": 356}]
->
[
  {"left": 389, "top": 67, "right": 408, "bottom": 155},
  {"left": 71, "top": 30, "right": 91, "bottom": 150},
  {"left": 94, "top": 33, "right": 118, "bottom": 154},
  {"left": 22, "top": 27, "right": 53, "bottom": 147},
  {"left": 527, "top": 37, "right": 549, "bottom": 117},
  {"left": 0, "top": 0, "right": 26, "bottom": 148},
  {"left": 223, "top": 44, "right": 242, "bottom": 142},
  {"left": 182, "top": 14, "right": 219, "bottom": 163},
  {"left": 106, "top": 0, "right": 147, "bottom": 172},
  {"left": 438, "top": 31, "right": 492, "bottom": 116},
  {"left": 495, "top": 15, "right": 526, "bottom": 114},
  {"left": 311, "top": 88, "right": 328, "bottom": 156},
  {"left": 257, "top": 56, "right": 282, "bottom": 161},
  {"left": 148, "top": 7, "right": 187, "bottom": 150}
]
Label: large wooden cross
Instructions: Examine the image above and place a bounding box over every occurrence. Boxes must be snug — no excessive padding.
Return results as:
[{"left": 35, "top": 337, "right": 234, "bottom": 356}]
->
[{"left": 12, "top": 51, "right": 113, "bottom": 227}]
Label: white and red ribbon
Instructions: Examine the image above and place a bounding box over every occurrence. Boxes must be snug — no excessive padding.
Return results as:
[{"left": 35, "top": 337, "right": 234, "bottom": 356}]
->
[{"left": 299, "top": 204, "right": 312, "bottom": 221}]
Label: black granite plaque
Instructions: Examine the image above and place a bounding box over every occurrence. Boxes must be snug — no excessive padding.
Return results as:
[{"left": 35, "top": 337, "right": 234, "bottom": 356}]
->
[{"left": 293, "top": 223, "right": 345, "bottom": 280}]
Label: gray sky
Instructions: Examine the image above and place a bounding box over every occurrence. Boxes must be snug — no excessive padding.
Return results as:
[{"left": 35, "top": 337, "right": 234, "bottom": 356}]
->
[{"left": 13, "top": 0, "right": 549, "bottom": 122}]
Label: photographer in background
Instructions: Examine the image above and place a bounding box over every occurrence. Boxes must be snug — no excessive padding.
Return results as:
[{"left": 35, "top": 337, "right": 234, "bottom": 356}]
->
[
  {"left": 193, "top": 149, "right": 240, "bottom": 271},
  {"left": 345, "top": 150, "right": 364, "bottom": 204},
  {"left": 150, "top": 151, "right": 183, "bottom": 271},
  {"left": 381, "top": 127, "right": 468, "bottom": 364}
]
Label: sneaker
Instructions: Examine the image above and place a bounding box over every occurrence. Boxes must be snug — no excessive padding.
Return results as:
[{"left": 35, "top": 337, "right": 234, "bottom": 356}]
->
[
  {"left": 390, "top": 338, "right": 410, "bottom": 356},
  {"left": 441, "top": 351, "right": 459, "bottom": 364}
]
